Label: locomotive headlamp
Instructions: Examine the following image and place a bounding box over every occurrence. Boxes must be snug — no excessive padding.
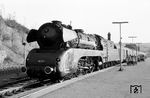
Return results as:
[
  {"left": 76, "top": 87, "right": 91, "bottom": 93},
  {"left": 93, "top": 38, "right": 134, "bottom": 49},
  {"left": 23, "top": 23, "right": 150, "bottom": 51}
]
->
[{"left": 44, "top": 66, "right": 54, "bottom": 74}]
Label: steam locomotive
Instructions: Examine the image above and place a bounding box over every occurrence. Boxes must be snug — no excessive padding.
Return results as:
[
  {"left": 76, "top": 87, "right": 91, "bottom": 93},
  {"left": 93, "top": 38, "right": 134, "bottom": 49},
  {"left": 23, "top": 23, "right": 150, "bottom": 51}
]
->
[{"left": 25, "top": 20, "right": 146, "bottom": 80}]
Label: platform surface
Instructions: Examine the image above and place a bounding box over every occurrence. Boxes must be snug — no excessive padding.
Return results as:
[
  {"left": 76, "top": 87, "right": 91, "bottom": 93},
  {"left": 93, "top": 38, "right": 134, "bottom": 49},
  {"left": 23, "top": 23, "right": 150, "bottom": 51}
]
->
[{"left": 40, "top": 58, "right": 150, "bottom": 98}]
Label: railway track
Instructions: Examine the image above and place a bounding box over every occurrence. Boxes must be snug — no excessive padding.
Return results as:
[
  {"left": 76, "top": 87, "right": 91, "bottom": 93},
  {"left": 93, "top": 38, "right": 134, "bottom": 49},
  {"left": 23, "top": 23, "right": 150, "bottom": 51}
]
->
[
  {"left": 0, "top": 77, "right": 40, "bottom": 98},
  {"left": 21, "top": 66, "right": 116, "bottom": 98},
  {"left": 0, "top": 73, "right": 78, "bottom": 98},
  {"left": 0, "top": 76, "right": 29, "bottom": 88},
  {"left": 0, "top": 63, "right": 118, "bottom": 98}
]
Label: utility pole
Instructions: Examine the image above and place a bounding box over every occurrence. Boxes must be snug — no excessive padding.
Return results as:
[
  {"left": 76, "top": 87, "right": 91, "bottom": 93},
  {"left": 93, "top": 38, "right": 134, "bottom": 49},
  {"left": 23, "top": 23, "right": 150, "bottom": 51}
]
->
[{"left": 112, "top": 21, "right": 128, "bottom": 71}]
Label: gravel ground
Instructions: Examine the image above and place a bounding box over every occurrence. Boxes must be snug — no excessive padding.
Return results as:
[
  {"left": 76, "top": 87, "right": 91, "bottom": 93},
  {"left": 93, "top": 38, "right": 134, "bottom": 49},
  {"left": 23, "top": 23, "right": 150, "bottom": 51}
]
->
[{"left": 40, "top": 58, "right": 150, "bottom": 98}]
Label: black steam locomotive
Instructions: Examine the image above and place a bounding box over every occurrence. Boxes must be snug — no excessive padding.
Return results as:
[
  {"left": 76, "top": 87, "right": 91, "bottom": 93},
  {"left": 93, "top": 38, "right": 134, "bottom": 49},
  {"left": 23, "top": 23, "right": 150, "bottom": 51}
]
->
[{"left": 25, "top": 20, "right": 145, "bottom": 81}]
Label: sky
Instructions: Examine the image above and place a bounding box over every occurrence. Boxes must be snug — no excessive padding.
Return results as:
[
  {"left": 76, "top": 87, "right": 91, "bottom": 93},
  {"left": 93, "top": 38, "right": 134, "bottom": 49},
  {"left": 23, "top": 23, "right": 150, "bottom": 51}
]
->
[{"left": 0, "top": 0, "right": 150, "bottom": 43}]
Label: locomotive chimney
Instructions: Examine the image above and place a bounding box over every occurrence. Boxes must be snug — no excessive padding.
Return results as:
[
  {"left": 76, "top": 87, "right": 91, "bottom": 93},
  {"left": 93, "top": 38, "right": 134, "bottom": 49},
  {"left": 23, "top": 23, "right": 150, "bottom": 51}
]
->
[
  {"left": 52, "top": 20, "right": 62, "bottom": 25},
  {"left": 108, "top": 32, "right": 111, "bottom": 40}
]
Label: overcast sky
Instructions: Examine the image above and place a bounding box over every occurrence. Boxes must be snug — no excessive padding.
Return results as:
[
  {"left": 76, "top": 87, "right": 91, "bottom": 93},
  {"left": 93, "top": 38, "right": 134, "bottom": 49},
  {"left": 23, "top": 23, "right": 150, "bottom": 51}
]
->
[{"left": 0, "top": 0, "right": 150, "bottom": 43}]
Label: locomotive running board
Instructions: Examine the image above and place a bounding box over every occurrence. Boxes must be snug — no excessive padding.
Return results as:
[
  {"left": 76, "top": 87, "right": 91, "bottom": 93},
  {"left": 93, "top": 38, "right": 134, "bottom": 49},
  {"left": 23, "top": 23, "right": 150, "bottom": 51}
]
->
[{"left": 20, "top": 66, "right": 115, "bottom": 98}]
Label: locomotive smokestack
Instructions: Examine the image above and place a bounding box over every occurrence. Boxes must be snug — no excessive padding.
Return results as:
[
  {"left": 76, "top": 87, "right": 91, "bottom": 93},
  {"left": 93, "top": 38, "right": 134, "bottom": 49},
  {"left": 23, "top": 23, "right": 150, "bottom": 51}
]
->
[
  {"left": 108, "top": 32, "right": 111, "bottom": 40},
  {"left": 52, "top": 20, "right": 62, "bottom": 25}
]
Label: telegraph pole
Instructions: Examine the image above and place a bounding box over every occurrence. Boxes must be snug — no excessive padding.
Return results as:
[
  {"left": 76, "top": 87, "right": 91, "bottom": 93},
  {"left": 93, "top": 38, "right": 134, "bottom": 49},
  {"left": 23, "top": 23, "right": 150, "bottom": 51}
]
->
[
  {"left": 128, "top": 36, "right": 137, "bottom": 54},
  {"left": 128, "top": 36, "right": 137, "bottom": 62},
  {"left": 112, "top": 21, "right": 128, "bottom": 71},
  {"left": 128, "top": 36, "right": 137, "bottom": 44}
]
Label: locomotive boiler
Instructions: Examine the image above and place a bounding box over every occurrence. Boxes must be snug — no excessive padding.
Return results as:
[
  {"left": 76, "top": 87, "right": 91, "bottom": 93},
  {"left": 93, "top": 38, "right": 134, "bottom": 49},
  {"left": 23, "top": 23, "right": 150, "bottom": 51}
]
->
[{"left": 27, "top": 21, "right": 101, "bottom": 50}]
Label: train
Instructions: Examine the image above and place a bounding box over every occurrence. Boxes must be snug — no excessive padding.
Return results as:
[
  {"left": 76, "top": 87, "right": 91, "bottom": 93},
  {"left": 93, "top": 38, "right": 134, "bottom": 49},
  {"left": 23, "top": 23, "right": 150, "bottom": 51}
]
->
[{"left": 24, "top": 20, "right": 146, "bottom": 81}]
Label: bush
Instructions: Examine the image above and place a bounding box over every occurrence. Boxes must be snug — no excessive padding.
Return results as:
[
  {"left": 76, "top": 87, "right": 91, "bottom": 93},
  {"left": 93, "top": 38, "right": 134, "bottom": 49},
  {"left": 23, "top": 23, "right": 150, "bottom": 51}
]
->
[
  {"left": 5, "top": 19, "right": 29, "bottom": 33},
  {"left": 4, "top": 56, "right": 13, "bottom": 63},
  {"left": 2, "top": 34, "right": 10, "bottom": 41}
]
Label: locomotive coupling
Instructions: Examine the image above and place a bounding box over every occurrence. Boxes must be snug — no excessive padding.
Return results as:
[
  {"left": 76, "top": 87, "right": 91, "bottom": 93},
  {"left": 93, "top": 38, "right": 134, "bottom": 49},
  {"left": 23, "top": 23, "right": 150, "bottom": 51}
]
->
[{"left": 44, "top": 66, "right": 54, "bottom": 74}]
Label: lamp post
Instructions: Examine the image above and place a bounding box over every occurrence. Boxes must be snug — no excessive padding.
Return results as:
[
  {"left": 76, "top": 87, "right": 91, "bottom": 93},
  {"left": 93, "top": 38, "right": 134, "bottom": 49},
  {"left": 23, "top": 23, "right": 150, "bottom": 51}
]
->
[{"left": 112, "top": 21, "right": 128, "bottom": 71}]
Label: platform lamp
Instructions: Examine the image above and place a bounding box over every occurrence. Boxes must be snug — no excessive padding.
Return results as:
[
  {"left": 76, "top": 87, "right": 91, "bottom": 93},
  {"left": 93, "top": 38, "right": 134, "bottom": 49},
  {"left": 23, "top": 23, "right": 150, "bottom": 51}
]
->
[{"left": 112, "top": 21, "right": 128, "bottom": 71}]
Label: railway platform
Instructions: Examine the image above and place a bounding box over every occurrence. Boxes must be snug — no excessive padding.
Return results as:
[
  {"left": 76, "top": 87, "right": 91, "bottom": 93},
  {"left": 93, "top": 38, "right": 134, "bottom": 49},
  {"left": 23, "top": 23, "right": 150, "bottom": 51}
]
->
[
  {"left": 15, "top": 58, "right": 150, "bottom": 98},
  {"left": 37, "top": 58, "right": 150, "bottom": 98}
]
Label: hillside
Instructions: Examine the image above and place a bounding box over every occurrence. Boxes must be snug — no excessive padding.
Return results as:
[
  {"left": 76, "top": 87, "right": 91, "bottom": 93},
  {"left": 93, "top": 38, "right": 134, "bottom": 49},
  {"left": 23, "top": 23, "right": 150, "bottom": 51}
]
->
[{"left": 0, "top": 16, "right": 38, "bottom": 69}]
